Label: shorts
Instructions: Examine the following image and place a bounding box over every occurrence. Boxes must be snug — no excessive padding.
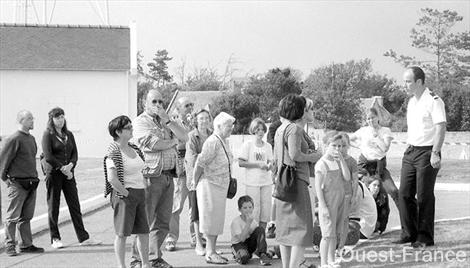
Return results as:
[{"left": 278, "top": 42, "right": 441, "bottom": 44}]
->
[{"left": 112, "top": 188, "right": 149, "bottom": 237}]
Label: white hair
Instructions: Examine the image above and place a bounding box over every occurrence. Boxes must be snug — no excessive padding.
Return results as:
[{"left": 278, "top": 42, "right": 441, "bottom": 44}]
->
[{"left": 213, "top": 112, "right": 235, "bottom": 129}]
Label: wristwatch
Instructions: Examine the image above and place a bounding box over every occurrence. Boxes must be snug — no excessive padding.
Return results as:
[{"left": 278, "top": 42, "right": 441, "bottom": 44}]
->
[{"left": 431, "top": 150, "right": 440, "bottom": 156}]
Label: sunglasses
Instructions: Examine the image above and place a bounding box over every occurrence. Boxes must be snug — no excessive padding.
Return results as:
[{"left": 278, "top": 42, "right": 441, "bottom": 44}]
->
[
  {"left": 185, "top": 103, "right": 194, "bottom": 108},
  {"left": 152, "top": 99, "right": 164, "bottom": 105}
]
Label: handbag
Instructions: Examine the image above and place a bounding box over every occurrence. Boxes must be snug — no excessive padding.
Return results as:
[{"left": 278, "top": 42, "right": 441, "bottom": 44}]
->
[
  {"left": 215, "top": 135, "right": 237, "bottom": 199},
  {"left": 272, "top": 124, "right": 297, "bottom": 202}
]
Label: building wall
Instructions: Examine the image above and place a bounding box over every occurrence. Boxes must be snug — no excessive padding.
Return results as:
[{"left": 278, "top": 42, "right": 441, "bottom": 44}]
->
[{"left": 0, "top": 70, "right": 134, "bottom": 157}]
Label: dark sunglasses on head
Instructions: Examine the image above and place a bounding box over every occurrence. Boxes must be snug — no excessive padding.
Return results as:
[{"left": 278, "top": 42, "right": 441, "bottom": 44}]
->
[{"left": 152, "top": 99, "right": 164, "bottom": 105}]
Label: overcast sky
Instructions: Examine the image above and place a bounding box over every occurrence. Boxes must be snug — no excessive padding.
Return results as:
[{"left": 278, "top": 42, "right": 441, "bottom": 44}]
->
[{"left": 1, "top": 0, "right": 469, "bottom": 83}]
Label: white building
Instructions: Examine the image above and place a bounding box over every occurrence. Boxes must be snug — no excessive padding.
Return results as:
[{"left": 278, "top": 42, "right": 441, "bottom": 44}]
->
[{"left": 0, "top": 23, "right": 137, "bottom": 157}]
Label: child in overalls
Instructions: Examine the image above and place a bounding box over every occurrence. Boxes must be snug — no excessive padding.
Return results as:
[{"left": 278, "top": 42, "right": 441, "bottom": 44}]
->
[
  {"left": 337, "top": 133, "right": 358, "bottom": 255},
  {"left": 315, "top": 131, "right": 351, "bottom": 268}
]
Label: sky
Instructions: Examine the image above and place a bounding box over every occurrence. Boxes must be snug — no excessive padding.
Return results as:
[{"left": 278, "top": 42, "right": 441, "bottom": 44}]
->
[{"left": 1, "top": 0, "right": 469, "bottom": 83}]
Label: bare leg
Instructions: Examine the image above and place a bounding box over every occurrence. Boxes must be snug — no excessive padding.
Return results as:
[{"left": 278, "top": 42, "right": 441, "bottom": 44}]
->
[
  {"left": 114, "top": 235, "right": 127, "bottom": 268},
  {"left": 319, "top": 238, "right": 329, "bottom": 267},
  {"left": 206, "top": 234, "right": 217, "bottom": 256},
  {"left": 279, "top": 245, "right": 291, "bottom": 268},
  {"left": 327, "top": 238, "right": 336, "bottom": 265},
  {"left": 194, "top": 221, "right": 204, "bottom": 253},
  {"left": 290, "top": 246, "right": 305, "bottom": 268},
  {"left": 137, "top": 234, "right": 150, "bottom": 268}
]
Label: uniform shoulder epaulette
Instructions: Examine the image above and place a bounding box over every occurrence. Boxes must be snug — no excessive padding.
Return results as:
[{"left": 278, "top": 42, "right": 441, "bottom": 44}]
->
[{"left": 429, "top": 91, "right": 439, "bottom": 100}]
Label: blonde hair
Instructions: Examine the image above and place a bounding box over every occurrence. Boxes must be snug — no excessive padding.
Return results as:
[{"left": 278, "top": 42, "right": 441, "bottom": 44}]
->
[{"left": 248, "top": 118, "right": 267, "bottom": 134}]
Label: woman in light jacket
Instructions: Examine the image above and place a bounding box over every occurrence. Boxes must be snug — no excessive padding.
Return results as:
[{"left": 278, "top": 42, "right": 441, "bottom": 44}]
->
[{"left": 192, "top": 112, "right": 235, "bottom": 265}]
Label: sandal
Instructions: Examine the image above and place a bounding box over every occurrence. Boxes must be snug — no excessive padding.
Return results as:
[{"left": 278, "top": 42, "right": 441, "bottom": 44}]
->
[{"left": 206, "top": 253, "right": 228, "bottom": 265}]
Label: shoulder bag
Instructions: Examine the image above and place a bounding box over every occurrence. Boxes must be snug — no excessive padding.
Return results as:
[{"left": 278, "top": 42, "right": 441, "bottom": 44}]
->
[
  {"left": 272, "top": 123, "right": 297, "bottom": 202},
  {"left": 215, "top": 135, "right": 237, "bottom": 199}
]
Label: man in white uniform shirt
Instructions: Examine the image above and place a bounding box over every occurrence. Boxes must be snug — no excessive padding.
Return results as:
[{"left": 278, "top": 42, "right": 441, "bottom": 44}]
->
[{"left": 395, "top": 66, "right": 446, "bottom": 249}]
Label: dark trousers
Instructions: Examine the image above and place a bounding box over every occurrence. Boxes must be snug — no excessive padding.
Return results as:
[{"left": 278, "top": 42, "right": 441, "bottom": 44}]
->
[
  {"left": 5, "top": 181, "right": 37, "bottom": 248},
  {"left": 46, "top": 171, "right": 89, "bottom": 243},
  {"left": 358, "top": 154, "right": 399, "bottom": 207},
  {"left": 399, "top": 146, "right": 439, "bottom": 245},
  {"left": 231, "top": 227, "right": 267, "bottom": 264}
]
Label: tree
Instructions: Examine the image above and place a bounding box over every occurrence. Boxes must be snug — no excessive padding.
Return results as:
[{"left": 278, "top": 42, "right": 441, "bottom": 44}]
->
[
  {"left": 244, "top": 67, "right": 302, "bottom": 121},
  {"left": 303, "top": 60, "right": 376, "bottom": 131},
  {"left": 384, "top": 8, "right": 470, "bottom": 86},
  {"left": 211, "top": 93, "right": 260, "bottom": 134},
  {"left": 185, "top": 67, "right": 223, "bottom": 91},
  {"left": 147, "top": 49, "right": 173, "bottom": 87}
]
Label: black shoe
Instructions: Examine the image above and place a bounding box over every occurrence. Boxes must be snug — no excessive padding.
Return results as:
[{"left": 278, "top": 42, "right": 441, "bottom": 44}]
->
[
  {"left": 6, "top": 245, "right": 18, "bottom": 257},
  {"left": 392, "top": 237, "right": 414, "bottom": 244},
  {"left": 411, "top": 241, "right": 434, "bottom": 249},
  {"left": 130, "top": 260, "right": 142, "bottom": 268},
  {"left": 19, "top": 245, "right": 44, "bottom": 253}
]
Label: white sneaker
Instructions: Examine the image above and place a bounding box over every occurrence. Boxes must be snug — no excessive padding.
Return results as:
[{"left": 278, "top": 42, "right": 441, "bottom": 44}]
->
[
  {"left": 51, "top": 239, "right": 64, "bottom": 249},
  {"left": 80, "top": 237, "right": 102, "bottom": 246}
]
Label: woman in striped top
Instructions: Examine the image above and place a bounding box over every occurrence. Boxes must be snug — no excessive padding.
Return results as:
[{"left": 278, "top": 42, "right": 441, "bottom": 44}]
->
[{"left": 105, "top": 115, "right": 150, "bottom": 268}]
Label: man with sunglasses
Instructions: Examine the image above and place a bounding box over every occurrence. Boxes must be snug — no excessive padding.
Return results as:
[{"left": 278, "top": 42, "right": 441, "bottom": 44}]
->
[
  {"left": 165, "top": 97, "right": 197, "bottom": 252},
  {"left": 130, "top": 90, "right": 188, "bottom": 268}
]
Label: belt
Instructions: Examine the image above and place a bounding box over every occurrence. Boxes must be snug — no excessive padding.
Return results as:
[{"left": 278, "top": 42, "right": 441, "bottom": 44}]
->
[
  {"left": 161, "top": 169, "right": 176, "bottom": 176},
  {"left": 408, "top": 145, "right": 433, "bottom": 150}
]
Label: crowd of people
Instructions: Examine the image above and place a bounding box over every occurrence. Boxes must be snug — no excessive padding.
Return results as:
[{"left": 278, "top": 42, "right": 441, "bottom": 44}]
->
[{"left": 0, "top": 66, "right": 447, "bottom": 268}]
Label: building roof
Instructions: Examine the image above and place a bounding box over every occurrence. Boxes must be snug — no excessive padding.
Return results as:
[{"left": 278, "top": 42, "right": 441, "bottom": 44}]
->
[
  {"left": 167, "top": 90, "right": 223, "bottom": 116},
  {"left": 0, "top": 23, "right": 130, "bottom": 71}
]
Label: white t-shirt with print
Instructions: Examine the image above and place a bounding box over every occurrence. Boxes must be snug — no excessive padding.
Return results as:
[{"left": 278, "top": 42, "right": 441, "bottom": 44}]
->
[
  {"left": 239, "top": 139, "right": 273, "bottom": 186},
  {"left": 106, "top": 152, "right": 145, "bottom": 189}
]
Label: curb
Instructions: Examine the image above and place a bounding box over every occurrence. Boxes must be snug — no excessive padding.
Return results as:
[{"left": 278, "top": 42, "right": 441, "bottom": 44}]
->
[{"left": 0, "top": 194, "right": 109, "bottom": 252}]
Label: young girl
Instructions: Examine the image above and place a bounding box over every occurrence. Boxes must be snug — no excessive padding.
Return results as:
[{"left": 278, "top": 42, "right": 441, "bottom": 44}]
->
[
  {"left": 350, "top": 108, "right": 398, "bottom": 207},
  {"left": 366, "top": 177, "right": 390, "bottom": 234},
  {"left": 239, "top": 118, "right": 274, "bottom": 230},
  {"left": 315, "top": 131, "right": 351, "bottom": 268},
  {"left": 337, "top": 133, "right": 358, "bottom": 254}
]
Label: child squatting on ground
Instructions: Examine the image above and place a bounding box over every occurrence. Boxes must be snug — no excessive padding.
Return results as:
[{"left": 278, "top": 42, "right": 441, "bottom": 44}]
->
[
  {"left": 230, "top": 195, "right": 272, "bottom": 266},
  {"left": 315, "top": 131, "right": 352, "bottom": 268}
]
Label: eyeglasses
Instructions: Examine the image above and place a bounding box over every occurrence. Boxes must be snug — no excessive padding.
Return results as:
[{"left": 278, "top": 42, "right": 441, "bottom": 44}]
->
[
  {"left": 122, "top": 125, "right": 133, "bottom": 130},
  {"left": 152, "top": 99, "right": 164, "bottom": 105},
  {"left": 185, "top": 103, "right": 194, "bottom": 108}
]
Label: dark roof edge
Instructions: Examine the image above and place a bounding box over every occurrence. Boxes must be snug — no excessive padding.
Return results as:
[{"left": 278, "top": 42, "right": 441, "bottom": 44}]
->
[{"left": 0, "top": 23, "right": 129, "bottom": 29}]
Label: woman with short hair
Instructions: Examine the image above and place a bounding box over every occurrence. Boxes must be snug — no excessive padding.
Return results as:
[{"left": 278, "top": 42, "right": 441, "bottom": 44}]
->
[
  {"left": 273, "top": 94, "right": 317, "bottom": 268},
  {"left": 192, "top": 112, "right": 235, "bottom": 265},
  {"left": 105, "top": 115, "right": 150, "bottom": 268},
  {"left": 42, "top": 107, "right": 101, "bottom": 249},
  {"left": 185, "top": 109, "right": 212, "bottom": 256}
]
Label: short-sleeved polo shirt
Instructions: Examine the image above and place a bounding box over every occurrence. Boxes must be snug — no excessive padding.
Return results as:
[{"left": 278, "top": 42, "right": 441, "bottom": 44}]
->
[{"left": 406, "top": 88, "right": 446, "bottom": 146}]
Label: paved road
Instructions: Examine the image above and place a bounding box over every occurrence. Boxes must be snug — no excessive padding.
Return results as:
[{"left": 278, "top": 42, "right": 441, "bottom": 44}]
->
[{"left": 0, "top": 189, "right": 468, "bottom": 268}]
